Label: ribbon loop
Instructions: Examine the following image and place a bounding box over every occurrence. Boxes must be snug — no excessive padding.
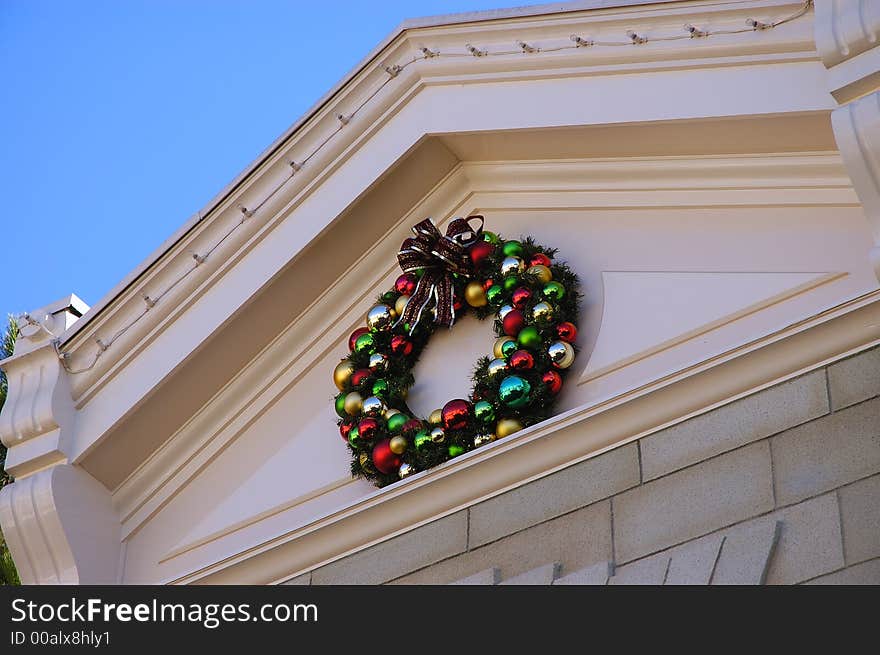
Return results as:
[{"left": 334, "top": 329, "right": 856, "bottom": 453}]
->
[{"left": 395, "top": 216, "right": 484, "bottom": 333}]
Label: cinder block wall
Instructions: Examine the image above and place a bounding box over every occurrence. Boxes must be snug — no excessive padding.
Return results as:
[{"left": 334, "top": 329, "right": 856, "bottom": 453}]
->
[{"left": 290, "top": 345, "right": 880, "bottom": 585}]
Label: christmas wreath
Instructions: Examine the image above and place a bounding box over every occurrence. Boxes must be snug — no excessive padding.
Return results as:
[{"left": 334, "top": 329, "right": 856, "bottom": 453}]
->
[{"left": 332, "top": 216, "right": 581, "bottom": 487}]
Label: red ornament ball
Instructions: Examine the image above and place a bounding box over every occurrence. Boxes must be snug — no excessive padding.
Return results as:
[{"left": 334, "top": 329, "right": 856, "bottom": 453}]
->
[
  {"left": 350, "top": 368, "right": 373, "bottom": 387},
  {"left": 502, "top": 309, "right": 526, "bottom": 337},
  {"left": 348, "top": 327, "right": 369, "bottom": 351},
  {"left": 390, "top": 335, "right": 414, "bottom": 357},
  {"left": 357, "top": 417, "right": 380, "bottom": 441},
  {"left": 542, "top": 370, "right": 563, "bottom": 395},
  {"left": 556, "top": 321, "right": 578, "bottom": 343},
  {"left": 395, "top": 273, "right": 417, "bottom": 296},
  {"left": 511, "top": 287, "right": 533, "bottom": 309},
  {"left": 402, "top": 418, "right": 423, "bottom": 434},
  {"left": 468, "top": 241, "right": 495, "bottom": 268},
  {"left": 482, "top": 278, "right": 494, "bottom": 291},
  {"left": 442, "top": 399, "right": 471, "bottom": 430},
  {"left": 509, "top": 349, "right": 535, "bottom": 370},
  {"left": 453, "top": 294, "right": 463, "bottom": 312},
  {"left": 530, "top": 253, "right": 552, "bottom": 268},
  {"left": 372, "top": 439, "right": 402, "bottom": 474},
  {"left": 340, "top": 422, "right": 353, "bottom": 441}
]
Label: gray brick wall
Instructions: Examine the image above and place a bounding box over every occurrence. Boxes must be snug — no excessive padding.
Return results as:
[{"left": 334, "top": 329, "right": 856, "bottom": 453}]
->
[{"left": 298, "top": 344, "right": 880, "bottom": 585}]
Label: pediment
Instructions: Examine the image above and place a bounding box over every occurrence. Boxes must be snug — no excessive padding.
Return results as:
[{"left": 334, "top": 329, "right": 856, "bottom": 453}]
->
[
  {"left": 109, "top": 129, "right": 871, "bottom": 583},
  {"left": 7, "top": 0, "right": 880, "bottom": 585}
]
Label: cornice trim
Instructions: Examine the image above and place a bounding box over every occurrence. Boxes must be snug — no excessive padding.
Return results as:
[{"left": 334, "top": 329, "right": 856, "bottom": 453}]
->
[
  {"left": 174, "top": 288, "right": 880, "bottom": 584},
  {"left": 55, "top": 0, "right": 817, "bottom": 397}
]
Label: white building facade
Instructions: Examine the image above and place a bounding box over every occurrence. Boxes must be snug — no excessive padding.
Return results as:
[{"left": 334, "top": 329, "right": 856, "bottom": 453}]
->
[{"left": 1, "top": 0, "right": 879, "bottom": 585}]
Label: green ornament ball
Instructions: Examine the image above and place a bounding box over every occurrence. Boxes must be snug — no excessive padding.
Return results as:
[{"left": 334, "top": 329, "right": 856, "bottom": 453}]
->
[
  {"left": 335, "top": 393, "right": 348, "bottom": 418},
  {"left": 498, "top": 375, "right": 532, "bottom": 409},
  {"left": 502, "top": 240, "right": 523, "bottom": 257},
  {"left": 483, "top": 230, "right": 499, "bottom": 244},
  {"left": 517, "top": 326, "right": 542, "bottom": 350},
  {"left": 387, "top": 412, "right": 409, "bottom": 433},
  {"left": 347, "top": 425, "right": 361, "bottom": 447},
  {"left": 414, "top": 429, "right": 432, "bottom": 451},
  {"left": 354, "top": 332, "right": 376, "bottom": 355},
  {"left": 473, "top": 400, "right": 495, "bottom": 424},
  {"left": 371, "top": 379, "right": 389, "bottom": 399},
  {"left": 486, "top": 285, "right": 504, "bottom": 306},
  {"left": 448, "top": 444, "right": 465, "bottom": 457},
  {"left": 381, "top": 290, "right": 399, "bottom": 304},
  {"left": 503, "top": 276, "right": 520, "bottom": 292},
  {"left": 543, "top": 281, "right": 565, "bottom": 302}
]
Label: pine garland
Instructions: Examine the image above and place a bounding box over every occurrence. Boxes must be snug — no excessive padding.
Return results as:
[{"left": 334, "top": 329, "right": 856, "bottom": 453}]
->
[{"left": 334, "top": 226, "right": 581, "bottom": 488}]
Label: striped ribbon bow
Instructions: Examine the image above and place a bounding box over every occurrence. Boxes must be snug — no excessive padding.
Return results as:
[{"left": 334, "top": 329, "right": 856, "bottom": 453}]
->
[{"left": 395, "top": 215, "right": 484, "bottom": 333}]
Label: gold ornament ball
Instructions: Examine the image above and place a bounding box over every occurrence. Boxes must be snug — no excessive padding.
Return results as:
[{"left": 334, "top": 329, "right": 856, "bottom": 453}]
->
[
  {"left": 428, "top": 409, "right": 443, "bottom": 426},
  {"left": 366, "top": 304, "right": 395, "bottom": 332},
  {"left": 398, "top": 462, "right": 415, "bottom": 479},
  {"left": 495, "top": 418, "right": 524, "bottom": 439},
  {"left": 531, "top": 301, "right": 554, "bottom": 323},
  {"left": 333, "top": 361, "right": 355, "bottom": 391},
  {"left": 430, "top": 426, "right": 446, "bottom": 443},
  {"left": 497, "top": 304, "right": 515, "bottom": 321},
  {"left": 547, "top": 340, "right": 576, "bottom": 369},
  {"left": 395, "top": 294, "right": 410, "bottom": 317},
  {"left": 343, "top": 391, "right": 363, "bottom": 416},
  {"left": 361, "top": 395, "right": 387, "bottom": 417},
  {"left": 500, "top": 256, "right": 525, "bottom": 277},
  {"left": 493, "top": 336, "right": 516, "bottom": 359},
  {"left": 464, "top": 280, "right": 488, "bottom": 307},
  {"left": 474, "top": 433, "right": 495, "bottom": 448},
  {"left": 389, "top": 435, "right": 408, "bottom": 455},
  {"left": 526, "top": 264, "right": 553, "bottom": 284},
  {"left": 384, "top": 407, "right": 401, "bottom": 420},
  {"left": 487, "top": 358, "right": 509, "bottom": 378}
]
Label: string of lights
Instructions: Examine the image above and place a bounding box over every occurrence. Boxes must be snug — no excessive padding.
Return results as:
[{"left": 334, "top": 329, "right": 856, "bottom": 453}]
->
[{"left": 47, "top": 0, "right": 813, "bottom": 375}]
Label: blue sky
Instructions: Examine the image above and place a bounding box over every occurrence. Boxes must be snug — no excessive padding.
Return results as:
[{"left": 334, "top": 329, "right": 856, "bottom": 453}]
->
[{"left": 1, "top": 0, "right": 520, "bottom": 320}]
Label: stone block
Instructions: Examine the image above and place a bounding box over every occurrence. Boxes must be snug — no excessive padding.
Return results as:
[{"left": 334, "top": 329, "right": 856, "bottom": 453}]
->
[
  {"left": 468, "top": 444, "right": 639, "bottom": 548},
  {"left": 280, "top": 572, "right": 310, "bottom": 585},
  {"left": 714, "top": 493, "right": 843, "bottom": 585},
  {"left": 771, "top": 398, "right": 880, "bottom": 506},
  {"left": 553, "top": 560, "right": 613, "bottom": 585},
  {"left": 449, "top": 568, "right": 500, "bottom": 585},
  {"left": 614, "top": 443, "right": 773, "bottom": 563},
  {"left": 609, "top": 555, "right": 670, "bottom": 585},
  {"left": 828, "top": 347, "right": 880, "bottom": 410},
  {"left": 390, "top": 501, "right": 612, "bottom": 585},
  {"left": 640, "top": 371, "right": 828, "bottom": 481},
  {"left": 806, "top": 558, "right": 880, "bottom": 584},
  {"left": 838, "top": 474, "right": 880, "bottom": 565},
  {"left": 311, "top": 511, "right": 467, "bottom": 585},
  {"left": 499, "top": 562, "right": 561, "bottom": 585},
  {"left": 664, "top": 534, "right": 725, "bottom": 585},
  {"left": 711, "top": 520, "right": 780, "bottom": 585}
]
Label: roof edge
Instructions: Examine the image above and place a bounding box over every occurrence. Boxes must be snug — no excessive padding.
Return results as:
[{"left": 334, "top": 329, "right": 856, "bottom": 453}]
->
[{"left": 54, "top": 0, "right": 673, "bottom": 346}]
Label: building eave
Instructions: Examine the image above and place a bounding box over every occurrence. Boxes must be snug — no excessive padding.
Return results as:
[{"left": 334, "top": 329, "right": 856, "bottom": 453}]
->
[{"left": 56, "top": 0, "right": 673, "bottom": 349}]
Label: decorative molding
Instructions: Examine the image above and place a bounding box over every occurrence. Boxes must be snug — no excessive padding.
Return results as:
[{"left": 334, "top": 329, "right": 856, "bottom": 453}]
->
[
  {"left": 0, "top": 297, "right": 87, "bottom": 479},
  {"left": 814, "top": 0, "right": 879, "bottom": 70},
  {"left": 814, "top": 0, "right": 880, "bottom": 102},
  {"left": 831, "top": 91, "right": 880, "bottom": 280},
  {"left": 0, "top": 465, "right": 121, "bottom": 584},
  {"left": 579, "top": 270, "right": 845, "bottom": 384},
  {"left": 110, "top": 152, "right": 856, "bottom": 546},
  {"left": 54, "top": 0, "right": 821, "bottom": 405},
  {"left": 176, "top": 290, "right": 880, "bottom": 584}
]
